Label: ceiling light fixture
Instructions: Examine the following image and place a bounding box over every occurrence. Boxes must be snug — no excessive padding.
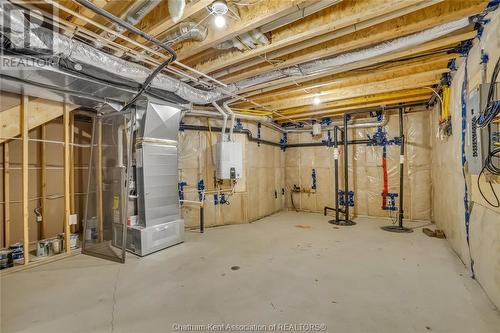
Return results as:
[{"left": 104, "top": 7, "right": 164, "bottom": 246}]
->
[
  {"left": 313, "top": 93, "right": 321, "bottom": 105},
  {"left": 214, "top": 14, "right": 226, "bottom": 28},
  {"left": 211, "top": 1, "right": 228, "bottom": 28}
]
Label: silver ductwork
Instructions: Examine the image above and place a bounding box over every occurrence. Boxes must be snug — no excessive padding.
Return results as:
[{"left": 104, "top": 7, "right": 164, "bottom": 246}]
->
[
  {"left": 168, "top": 0, "right": 186, "bottom": 23},
  {"left": 229, "top": 18, "right": 471, "bottom": 90},
  {"left": 0, "top": 1, "right": 472, "bottom": 106},
  {"left": 101, "top": 0, "right": 161, "bottom": 42},
  {"left": 215, "top": 30, "right": 269, "bottom": 51},
  {"left": 0, "top": 3, "right": 226, "bottom": 105},
  {"left": 162, "top": 22, "right": 208, "bottom": 45}
]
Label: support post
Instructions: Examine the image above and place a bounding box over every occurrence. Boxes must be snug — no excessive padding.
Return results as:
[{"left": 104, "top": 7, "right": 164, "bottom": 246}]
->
[
  {"left": 21, "top": 95, "right": 29, "bottom": 264},
  {"left": 70, "top": 113, "right": 75, "bottom": 232},
  {"left": 97, "top": 118, "right": 103, "bottom": 242},
  {"left": 40, "top": 125, "right": 47, "bottom": 239},
  {"left": 381, "top": 107, "right": 412, "bottom": 233},
  {"left": 63, "top": 104, "right": 71, "bottom": 252},
  {"left": 3, "top": 143, "right": 10, "bottom": 247},
  {"left": 328, "top": 126, "right": 351, "bottom": 225}
]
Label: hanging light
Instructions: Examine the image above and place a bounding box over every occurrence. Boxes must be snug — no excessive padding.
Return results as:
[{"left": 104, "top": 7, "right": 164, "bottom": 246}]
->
[{"left": 313, "top": 93, "right": 321, "bottom": 105}]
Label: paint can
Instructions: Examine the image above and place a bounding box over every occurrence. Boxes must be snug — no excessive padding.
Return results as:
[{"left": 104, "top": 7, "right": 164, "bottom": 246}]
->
[
  {"left": 9, "top": 243, "right": 24, "bottom": 262},
  {"left": 70, "top": 234, "right": 78, "bottom": 249},
  {"left": 36, "top": 240, "right": 50, "bottom": 257},
  {"left": 85, "top": 218, "right": 98, "bottom": 241},
  {"left": 0, "top": 249, "right": 14, "bottom": 270},
  {"left": 50, "top": 238, "right": 61, "bottom": 254}
]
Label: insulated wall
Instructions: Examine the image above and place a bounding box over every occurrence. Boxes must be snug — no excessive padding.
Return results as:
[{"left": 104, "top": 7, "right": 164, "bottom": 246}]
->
[
  {"left": 431, "top": 9, "right": 500, "bottom": 308},
  {"left": 178, "top": 117, "right": 285, "bottom": 228},
  {"left": 285, "top": 110, "right": 432, "bottom": 221}
]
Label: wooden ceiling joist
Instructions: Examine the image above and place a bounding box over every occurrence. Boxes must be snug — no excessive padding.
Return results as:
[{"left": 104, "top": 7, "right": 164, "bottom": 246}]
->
[
  {"left": 247, "top": 53, "right": 457, "bottom": 106},
  {"left": 222, "top": 0, "right": 486, "bottom": 84},
  {"left": 273, "top": 88, "right": 433, "bottom": 119},
  {"left": 195, "top": 0, "right": 433, "bottom": 75},
  {"left": 238, "top": 29, "right": 477, "bottom": 97},
  {"left": 277, "top": 94, "right": 433, "bottom": 121},
  {"left": 175, "top": 0, "right": 311, "bottom": 61},
  {"left": 263, "top": 68, "right": 447, "bottom": 110}
]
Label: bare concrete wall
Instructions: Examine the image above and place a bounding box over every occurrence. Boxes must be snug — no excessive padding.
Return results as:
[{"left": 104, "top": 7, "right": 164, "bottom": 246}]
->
[
  {"left": 431, "top": 9, "right": 500, "bottom": 308},
  {"left": 284, "top": 110, "right": 432, "bottom": 221},
  {"left": 179, "top": 117, "right": 285, "bottom": 229}
]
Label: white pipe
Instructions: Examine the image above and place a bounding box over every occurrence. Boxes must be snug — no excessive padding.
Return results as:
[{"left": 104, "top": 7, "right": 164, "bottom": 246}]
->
[
  {"left": 212, "top": 102, "right": 228, "bottom": 141},
  {"left": 222, "top": 102, "right": 236, "bottom": 141}
]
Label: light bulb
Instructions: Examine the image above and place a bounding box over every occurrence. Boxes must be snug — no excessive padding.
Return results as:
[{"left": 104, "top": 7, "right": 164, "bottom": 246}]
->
[
  {"left": 313, "top": 94, "right": 321, "bottom": 105},
  {"left": 214, "top": 15, "right": 226, "bottom": 28}
]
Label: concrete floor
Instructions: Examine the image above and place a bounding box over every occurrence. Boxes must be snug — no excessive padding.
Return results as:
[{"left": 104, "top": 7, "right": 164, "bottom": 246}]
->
[{"left": 1, "top": 212, "right": 499, "bottom": 333}]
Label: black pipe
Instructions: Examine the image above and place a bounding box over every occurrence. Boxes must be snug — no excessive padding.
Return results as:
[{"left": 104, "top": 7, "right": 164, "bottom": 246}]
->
[
  {"left": 398, "top": 107, "right": 405, "bottom": 228},
  {"left": 380, "top": 107, "right": 412, "bottom": 233},
  {"left": 324, "top": 206, "right": 343, "bottom": 216},
  {"left": 334, "top": 126, "right": 340, "bottom": 223},
  {"left": 343, "top": 113, "right": 349, "bottom": 223},
  {"left": 74, "top": 0, "right": 177, "bottom": 61},
  {"left": 200, "top": 206, "right": 204, "bottom": 233},
  {"left": 180, "top": 124, "right": 371, "bottom": 148},
  {"left": 180, "top": 124, "right": 281, "bottom": 147}
]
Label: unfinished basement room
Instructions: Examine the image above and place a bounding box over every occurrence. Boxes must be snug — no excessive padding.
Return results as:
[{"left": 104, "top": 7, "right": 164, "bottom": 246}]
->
[{"left": 1, "top": 0, "right": 500, "bottom": 332}]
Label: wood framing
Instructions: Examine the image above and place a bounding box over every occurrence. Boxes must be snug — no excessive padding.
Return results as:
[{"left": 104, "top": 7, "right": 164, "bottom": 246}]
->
[
  {"left": 63, "top": 104, "right": 71, "bottom": 253},
  {"left": 196, "top": 0, "right": 434, "bottom": 74},
  {"left": 40, "top": 125, "right": 47, "bottom": 239},
  {"left": 3, "top": 143, "right": 10, "bottom": 247},
  {"left": 0, "top": 98, "right": 78, "bottom": 144},
  {"left": 176, "top": 0, "right": 310, "bottom": 61},
  {"left": 21, "top": 95, "right": 29, "bottom": 264},
  {"left": 97, "top": 118, "right": 103, "bottom": 243}
]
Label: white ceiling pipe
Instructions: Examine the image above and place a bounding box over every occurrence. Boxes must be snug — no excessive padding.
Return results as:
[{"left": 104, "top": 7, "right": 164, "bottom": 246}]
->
[
  {"left": 222, "top": 102, "right": 236, "bottom": 141},
  {"left": 212, "top": 102, "right": 229, "bottom": 141}
]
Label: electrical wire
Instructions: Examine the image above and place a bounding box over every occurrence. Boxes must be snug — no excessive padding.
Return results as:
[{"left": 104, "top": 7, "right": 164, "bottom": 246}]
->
[
  {"left": 476, "top": 57, "right": 500, "bottom": 128},
  {"left": 477, "top": 160, "right": 500, "bottom": 208}
]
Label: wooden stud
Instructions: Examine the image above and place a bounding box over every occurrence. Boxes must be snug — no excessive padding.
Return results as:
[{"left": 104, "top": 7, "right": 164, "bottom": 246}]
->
[
  {"left": 0, "top": 98, "right": 77, "bottom": 144},
  {"left": 21, "top": 95, "right": 29, "bottom": 264},
  {"left": 40, "top": 125, "right": 47, "bottom": 239},
  {"left": 70, "top": 113, "right": 76, "bottom": 233},
  {"left": 97, "top": 119, "right": 103, "bottom": 243},
  {"left": 3, "top": 143, "right": 10, "bottom": 247},
  {"left": 63, "top": 104, "right": 71, "bottom": 253}
]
